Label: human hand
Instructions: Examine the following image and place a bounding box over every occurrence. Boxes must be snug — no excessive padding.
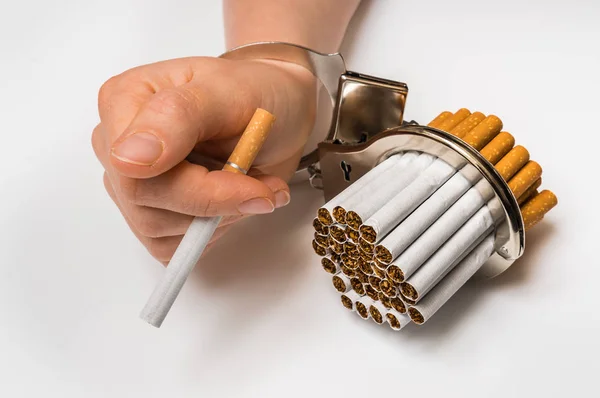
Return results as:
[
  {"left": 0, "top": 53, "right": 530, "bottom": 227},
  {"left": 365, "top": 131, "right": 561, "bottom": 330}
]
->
[{"left": 92, "top": 56, "right": 316, "bottom": 264}]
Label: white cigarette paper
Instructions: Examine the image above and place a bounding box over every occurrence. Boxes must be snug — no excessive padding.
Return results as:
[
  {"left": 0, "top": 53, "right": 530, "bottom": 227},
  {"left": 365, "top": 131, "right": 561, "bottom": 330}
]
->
[
  {"left": 361, "top": 157, "right": 457, "bottom": 240},
  {"left": 345, "top": 152, "right": 435, "bottom": 226},
  {"left": 318, "top": 153, "right": 403, "bottom": 220},
  {"left": 390, "top": 179, "right": 494, "bottom": 280},
  {"left": 408, "top": 233, "right": 495, "bottom": 324},
  {"left": 140, "top": 216, "right": 221, "bottom": 327},
  {"left": 403, "top": 205, "right": 495, "bottom": 301}
]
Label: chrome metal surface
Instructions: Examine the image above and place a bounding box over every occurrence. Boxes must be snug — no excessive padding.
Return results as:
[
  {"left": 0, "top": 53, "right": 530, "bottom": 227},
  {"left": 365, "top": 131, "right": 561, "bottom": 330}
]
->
[
  {"left": 317, "top": 125, "right": 526, "bottom": 279},
  {"left": 328, "top": 72, "right": 408, "bottom": 145}
]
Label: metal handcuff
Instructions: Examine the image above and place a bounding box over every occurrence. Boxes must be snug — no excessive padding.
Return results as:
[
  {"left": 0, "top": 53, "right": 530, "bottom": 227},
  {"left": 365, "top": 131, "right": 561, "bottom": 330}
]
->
[{"left": 220, "top": 42, "right": 525, "bottom": 279}]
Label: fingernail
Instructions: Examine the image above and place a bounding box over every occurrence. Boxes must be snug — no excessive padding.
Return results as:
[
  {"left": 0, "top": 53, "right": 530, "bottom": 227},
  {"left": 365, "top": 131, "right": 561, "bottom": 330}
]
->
[
  {"left": 274, "top": 190, "right": 290, "bottom": 208},
  {"left": 237, "top": 197, "right": 275, "bottom": 214},
  {"left": 111, "top": 132, "right": 164, "bottom": 165}
]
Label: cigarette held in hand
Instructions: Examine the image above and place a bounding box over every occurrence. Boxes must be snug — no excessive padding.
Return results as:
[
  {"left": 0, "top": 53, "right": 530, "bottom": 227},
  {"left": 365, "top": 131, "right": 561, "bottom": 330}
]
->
[{"left": 140, "top": 108, "right": 275, "bottom": 328}]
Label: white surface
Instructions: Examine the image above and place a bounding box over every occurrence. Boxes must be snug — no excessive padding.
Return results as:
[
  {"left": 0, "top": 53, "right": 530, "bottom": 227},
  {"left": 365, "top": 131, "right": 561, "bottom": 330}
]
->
[{"left": 1, "top": 0, "right": 599, "bottom": 397}]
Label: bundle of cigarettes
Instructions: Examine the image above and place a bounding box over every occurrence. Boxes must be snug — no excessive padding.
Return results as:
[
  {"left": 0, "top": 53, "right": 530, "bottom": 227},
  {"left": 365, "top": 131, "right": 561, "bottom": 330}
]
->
[{"left": 312, "top": 109, "right": 558, "bottom": 329}]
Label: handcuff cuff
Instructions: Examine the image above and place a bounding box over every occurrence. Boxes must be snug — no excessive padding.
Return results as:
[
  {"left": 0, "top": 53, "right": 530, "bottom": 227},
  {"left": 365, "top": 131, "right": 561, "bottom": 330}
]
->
[{"left": 219, "top": 42, "right": 525, "bottom": 279}]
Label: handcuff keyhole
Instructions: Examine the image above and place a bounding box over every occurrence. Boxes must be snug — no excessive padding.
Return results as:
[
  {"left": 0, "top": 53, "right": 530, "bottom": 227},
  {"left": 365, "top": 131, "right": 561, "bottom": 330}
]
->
[{"left": 340, "top": 161, "right": 352, "bottom": 182}]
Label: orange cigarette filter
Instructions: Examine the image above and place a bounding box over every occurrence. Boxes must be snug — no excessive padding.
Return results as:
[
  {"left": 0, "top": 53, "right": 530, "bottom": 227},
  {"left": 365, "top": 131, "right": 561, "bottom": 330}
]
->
[
  {"left": 480, "top": 132, "right": 515, "bottom": 164},
  {"left": 449, "top": 112, "right": 486, "bottom": 138},
  {"left": 521, "top": 190, "right": 558, "bottom": 231},
  {"left": 436, "top": 108, "right": 472, "bottom": 132},
  {"left": 461, "top": 115, "right": 503, "bottom": 150},
  {"left": 427, "top": 111, "right": 453, "bottom": 128},
  {"left": 508, "top": 161, "right": 543, "bottom": 199},
  {"left": 494, "top": 145, "right": 530, "bottom": 181},
  {"left": 518, "top": 178, "right": 542, "bottom": 205},
  {"left": 223, "top": 108, "right": 275, "bottom": 174}
]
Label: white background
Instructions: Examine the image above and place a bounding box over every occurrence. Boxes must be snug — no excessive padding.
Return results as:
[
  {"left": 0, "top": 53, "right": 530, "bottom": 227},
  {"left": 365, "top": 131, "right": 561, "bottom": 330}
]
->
[{"left": 1, "top": 0, "right": 599, "bottom": 396}]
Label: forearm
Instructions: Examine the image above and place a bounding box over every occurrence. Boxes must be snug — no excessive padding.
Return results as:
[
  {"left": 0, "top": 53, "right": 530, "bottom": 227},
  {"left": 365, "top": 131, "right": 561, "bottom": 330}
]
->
[{"left": 223, "top": 0, "right": 361, "bottom": 53}]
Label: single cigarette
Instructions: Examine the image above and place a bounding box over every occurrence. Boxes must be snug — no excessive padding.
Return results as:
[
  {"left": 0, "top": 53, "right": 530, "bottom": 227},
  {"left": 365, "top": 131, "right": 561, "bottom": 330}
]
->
[
  {"left": 346, "top": 227, "right": 360, "bottom": 243},
  {"left": 344, "top": 241, "right": 360, "bottom": 259},
  {"left": 350, "top": 277, "right": 366, "bottom": 295},
  {"left": 360, "top": 157, "right": 458, "bottom": 242},
  {"left": 494, "top": 145, "right": 530, "bottom": 181},
  {"left": 373, "top": 171, "right": 473, "bottom": 257},
  {"left": 518, "top": 178, "right": 541, "bottom": 206},
  {"left": 449, "top": 112, "right": 486, "bottom": 139},
  {"left": 332, "top": 274, "right": 352, "bottom": 293},
  {"left": 140, "top": 109, "right": 275, "bottom": 328},
  {"left": 401, "top": 206, "right": 495, "bottom": 301},
  {"left": 369, "top": 302, "right": 388, "bottom": 324},
  {"left": 521, "top": 190, "right": 558, "bottom": 231},
  {"left": 408, "top": 233, "right": 495, "bottom": 324},
  {"left": 340, "top": 291, "right": 362, "bottom": 311},
  {"left": 368, "top": 275, "right": 382, "bottom": 291},
  {"left": 385, "top": 309, "right": 411, "bottom": 330},
  {"left": 345, "top": 152, "right": 435, "bottom": 229},
  {"left": 508, "top": 161, "right": 543, "bottom": 198},
  {"left": 312, "top": 218, "right": 329, "bottom": 236},
  {"left": 365, "top": 284, "right": 380, "bottom": 301},
  {"left": 314, "top": 232, "right": 328, "bottom": 248},
  {"left": 379, "top": 292, "right": 393, "bottom": 309},
  {"left": 317, "top": 153, "right": 404, "bottom": 225},
  {"left": 312, "top": 240, "right": 329, "bottom": 256},
  {"left": 357, "top": 257, "right": 374, "bottom": 275},
  {"left": 390, "top": 297, "right": 407, "bottom": 314},
  {"left": 386, "top": 179, "right": 494, "bottom": 280},
  {"left": 435, "top": 108, "right": 472, "bottom": 132},
  {"left": 379, "top": 278, "right": 398, "bottom": 298},
  {"left": 341, "top": 253, "right": 358, "bottom": 269},
  {"left": 355, "top": 297, "right": 373, "bottom": 320},
  {"left": 479, "top": 131, "right": 515, "bottom": 164},
  {"left": 321, "top": 256, "right": 340, "bottom": 275},
  {"left": 461, "top": 115, "right": 503, "bottom": 150},
  {"left": 428, "top": 111, "right": 452, "bottom": 128}
]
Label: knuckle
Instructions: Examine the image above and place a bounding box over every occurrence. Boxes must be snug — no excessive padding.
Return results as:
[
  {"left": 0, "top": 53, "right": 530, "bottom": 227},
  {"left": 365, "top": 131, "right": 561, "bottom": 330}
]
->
[{"left": 146, "top": 89, "right": 192, "bottom": 119}]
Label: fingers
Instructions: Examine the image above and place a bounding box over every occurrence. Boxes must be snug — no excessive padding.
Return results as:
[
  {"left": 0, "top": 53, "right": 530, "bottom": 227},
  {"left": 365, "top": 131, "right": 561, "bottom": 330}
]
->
[
  {"left": 107, "top": 59, "right": 263, "bottom": 179},
  {"left": 103, "top": 173, "right": 238, "bottom": 263}
]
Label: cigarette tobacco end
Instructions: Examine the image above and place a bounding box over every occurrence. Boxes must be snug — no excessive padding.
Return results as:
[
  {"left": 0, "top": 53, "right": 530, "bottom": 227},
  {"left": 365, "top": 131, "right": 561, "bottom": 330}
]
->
[
  {"left": 332, "top": 276, "right": 348, "bottom": 293},
  {"left": 314, "top": 233, "right": 328, "bottom": 247},
  {"left": 386, "top": 313, "right": 402, "bottom": 330},
  {"left": 365, "top": 285, "right": 379, "bottom": 301},
  {"left": 400, "top": 283, "right": 418, "bottom": 301},
  {"left": 317, "top": 208, "right": 334, "bottom": 226},
  {"left": 312, "top": 240, "right": 328, "bottom": 256},
  {"left": 329, "top": 225, "right": 347, "bottom": 243},
  {"left": 369, "top": 306, "right": 384, "bottom": 324},
  {"left": 312, "top": 218, "right": 329, "bottom": 235},
  {"left": 368, "top": 276, "right": 382, "bottom": 291},
  {"left": 359, "top": 238, "right": 374, "bottom": 255},
  {"left": 408, "top": 307, "right": 425, "bottom": 325},
  {"left": 345, "top": 211, "right": 363, "bottom": 230},
  {"left": 321, "top": 258, "right": 337, "bottom": 274},
  {"left": 341, "top": 295, "right": 354, "bottom": 310},
  {"left": 379, "top": 292, "right": 392, "bottom": 309},
  {"left": 380, "top": 279, "right": 397, "bottom": 298},
  {"left": 386, "top": 265, "right": 405, "bottom": 283},
  {"left": 350, "top": 278, "right": 366, "bottom": 295},
  {"left": 346, "top": 228, "right": 360, "bottom": 243},
  {"left": 390, "top": 297, "right": 406, "bottom": 314},
  {"left": 332, "top": 207, "right": 347, "bottom": 224},
  {"left": 357, "top": 258, "right": 374, "bottom": 275},
  {"left": 359, "top": 225, "right": 377, "bottom": 244},
  {"left": 341, "top": 253, "right": 358, "bottom": 269},
  {"left": 374, "top": 246, "right": 392, "bottom": 264},
  {"left": 341, "top": 264, "right": 356, "bottom": 278},
  {"left": 343, "top": 241, "right": 360, "bottom": 258},
  {"left": 355, "top": 302, "right": 369, "bottom": 319}
]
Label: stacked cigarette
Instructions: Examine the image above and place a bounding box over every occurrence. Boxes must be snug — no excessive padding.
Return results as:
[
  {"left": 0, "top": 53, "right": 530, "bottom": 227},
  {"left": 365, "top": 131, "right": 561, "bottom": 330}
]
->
[{"left": 312, "top": 109, "right": 558, "bottom": 329}]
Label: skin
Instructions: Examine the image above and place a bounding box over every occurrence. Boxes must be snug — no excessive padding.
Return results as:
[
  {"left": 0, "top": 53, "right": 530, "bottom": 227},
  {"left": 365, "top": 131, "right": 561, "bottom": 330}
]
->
[{"left": 92, "top": 0, "right": 361, "bottom": 264}]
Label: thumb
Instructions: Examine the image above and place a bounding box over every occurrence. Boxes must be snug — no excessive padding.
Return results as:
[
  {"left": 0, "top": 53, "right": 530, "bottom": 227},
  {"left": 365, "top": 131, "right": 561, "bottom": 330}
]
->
[{"left": 110, "top": 76, "right": 263, "bottom": 178}]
